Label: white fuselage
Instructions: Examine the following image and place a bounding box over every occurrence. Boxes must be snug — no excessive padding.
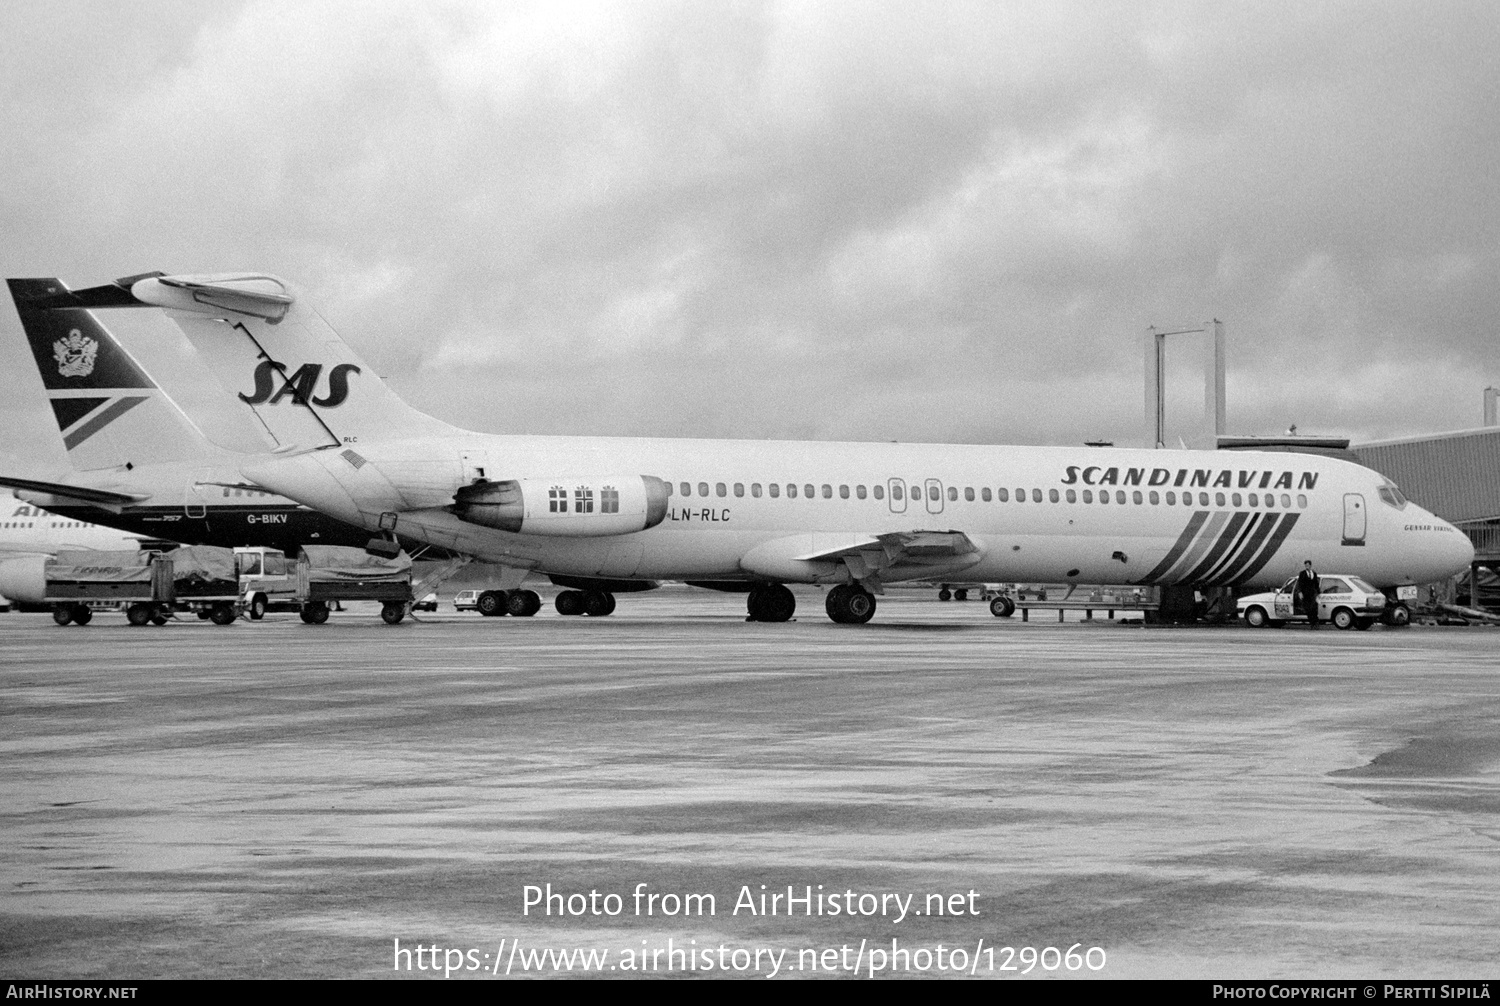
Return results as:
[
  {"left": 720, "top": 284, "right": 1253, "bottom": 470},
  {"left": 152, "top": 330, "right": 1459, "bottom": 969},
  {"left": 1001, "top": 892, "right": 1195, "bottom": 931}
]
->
[{"left": 242, "top": 435, "right": 1474, "bottom": 591}]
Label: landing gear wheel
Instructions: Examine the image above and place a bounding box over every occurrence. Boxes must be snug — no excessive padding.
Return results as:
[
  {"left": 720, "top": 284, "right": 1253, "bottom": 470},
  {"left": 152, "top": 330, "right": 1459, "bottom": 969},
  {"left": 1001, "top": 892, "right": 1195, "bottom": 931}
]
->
[
  {"left": 747, "top": 584, "right": 796, "bottom": 622},
  {"left": 209, "top": 602, "right": 237, "bottom": 625},
  {"left": 507, "top": 589, "right": 542, "bottom": 617},
  {"left": 249, "top": 594, "right": 267, "bottom": 620},
  {"left": 380, "top": 601, "right": 406, "bottom": 625},
  {"left": 825, "top": 584, "right": 875, "bottom": 623},
  {"left": 938, "top": 588, "right": 952, "bottom": 601},
  {"left": 954, "top": 588, "right": 968, "bottom": 601},
  {"left": 71, "top": 605, "right": 92, "bottom": 625},
  {"left": 52, "top": 605, "right": 73, "bottom": 626},
  {"left": 300, "top": 601, "right": 330, "bottom": 625},
  {"left": 989, "top": 596, "right": 1015, "bottom": 618},
  {"left": 1331, "top": 607, "right": 1356, "bottom": 630},
  {"left": 477, "top": 590, "right": 509, "bottom": 617},
  {"left": 126, "top": 602, "right": 152, "bottom": 626},
  {"left": 554, "top": 590, "right": 585, "bottom": 616},
  {"left": 583, "top": 591, "right": 616, "bottom": 617},
  {"left": 1383, "top": 603, "right": 1411, "bottom": 627},
  {"left": 1244, "top": 605, "right": 1270, "bottom": 628}
]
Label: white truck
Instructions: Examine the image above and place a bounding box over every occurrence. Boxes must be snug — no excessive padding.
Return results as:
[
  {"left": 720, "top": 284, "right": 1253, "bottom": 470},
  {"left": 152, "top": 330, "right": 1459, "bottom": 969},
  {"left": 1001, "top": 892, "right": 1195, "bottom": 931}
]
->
[
  {"left": 237, "top": 545, "right": 415, "bottom": 624},
  {"left": 1237, "top": 574, "right": 1390, "bottom": 630}
]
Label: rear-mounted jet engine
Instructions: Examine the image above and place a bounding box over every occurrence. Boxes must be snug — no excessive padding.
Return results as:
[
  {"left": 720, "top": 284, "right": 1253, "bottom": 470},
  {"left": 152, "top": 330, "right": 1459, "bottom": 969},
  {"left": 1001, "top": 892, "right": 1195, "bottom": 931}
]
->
[{"left": 451, "top": 476, "right": 669, "bottom": 537}]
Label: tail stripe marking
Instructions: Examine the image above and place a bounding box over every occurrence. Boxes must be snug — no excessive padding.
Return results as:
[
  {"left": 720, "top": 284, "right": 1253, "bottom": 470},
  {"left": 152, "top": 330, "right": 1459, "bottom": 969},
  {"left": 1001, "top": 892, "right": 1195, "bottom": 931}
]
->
[{"left": 61, "top": 396, "right": 148, "bottom": 450}]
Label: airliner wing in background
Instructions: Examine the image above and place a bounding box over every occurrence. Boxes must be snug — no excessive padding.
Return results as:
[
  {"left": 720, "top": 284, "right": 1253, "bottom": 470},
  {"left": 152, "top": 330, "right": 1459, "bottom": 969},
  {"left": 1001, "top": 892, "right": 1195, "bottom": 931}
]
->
[{"left": 0, "top": 475, "right": 148, "bottom": 507}]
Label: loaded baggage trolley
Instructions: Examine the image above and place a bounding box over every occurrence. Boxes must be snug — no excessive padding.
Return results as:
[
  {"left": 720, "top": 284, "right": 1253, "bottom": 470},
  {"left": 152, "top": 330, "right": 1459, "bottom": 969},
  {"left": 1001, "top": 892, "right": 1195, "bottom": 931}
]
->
[{"left": 47, "top": 546, "right": 241, "bottom": 626}]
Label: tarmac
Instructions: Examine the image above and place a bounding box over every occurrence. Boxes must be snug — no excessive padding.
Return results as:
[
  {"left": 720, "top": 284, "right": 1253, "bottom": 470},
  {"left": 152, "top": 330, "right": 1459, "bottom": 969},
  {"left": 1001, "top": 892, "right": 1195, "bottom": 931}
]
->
[{"left": 2, "top": 585, "right": 1499, "bottom": 979}]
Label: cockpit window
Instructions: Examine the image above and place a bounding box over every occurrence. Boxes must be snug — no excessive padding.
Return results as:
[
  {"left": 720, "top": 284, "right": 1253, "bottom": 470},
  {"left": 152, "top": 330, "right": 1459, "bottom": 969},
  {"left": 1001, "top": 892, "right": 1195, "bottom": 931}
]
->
[{"left": 1377, "top": 485, "right": 1408, "bottom": 509}]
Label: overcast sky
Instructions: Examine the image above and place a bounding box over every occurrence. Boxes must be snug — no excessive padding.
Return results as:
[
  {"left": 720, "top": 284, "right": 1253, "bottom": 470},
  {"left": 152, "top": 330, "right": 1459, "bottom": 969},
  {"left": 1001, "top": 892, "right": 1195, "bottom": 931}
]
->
[{"left": 3, "top": 1, "right": 1498, "bottom": 473}]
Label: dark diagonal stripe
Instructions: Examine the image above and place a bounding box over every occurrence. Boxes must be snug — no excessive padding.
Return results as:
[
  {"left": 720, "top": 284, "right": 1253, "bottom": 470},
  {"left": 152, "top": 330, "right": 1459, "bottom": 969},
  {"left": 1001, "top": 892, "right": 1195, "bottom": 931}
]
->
[
  {"left": 1160, "top": 510, "right": 1230, "bottom": 584},
  {"left": 62, "top": 395, "right": 147, "bottom": 450},
  {"left": 1229, "top": 513, "right": 1302, "bottom": 587},
  {"left": 1208, "top": 512, "right": 1278, "bottom": 586},
  {"left": 1177, "top": 511, "right": 1250, "bottom": 584},
  {"left": 1199, "top": 512, "right": 1263, "bottom": 585},
  {"left": 1138, "top": 510, "right": 1210, "bottom": 583}
]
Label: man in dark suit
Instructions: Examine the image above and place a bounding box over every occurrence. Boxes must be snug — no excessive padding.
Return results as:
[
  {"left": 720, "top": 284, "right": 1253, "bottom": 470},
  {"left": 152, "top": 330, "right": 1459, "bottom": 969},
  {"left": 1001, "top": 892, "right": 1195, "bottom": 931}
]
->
[{"left": 1295, "top": 560, "right": 1321, "bottom": 628}]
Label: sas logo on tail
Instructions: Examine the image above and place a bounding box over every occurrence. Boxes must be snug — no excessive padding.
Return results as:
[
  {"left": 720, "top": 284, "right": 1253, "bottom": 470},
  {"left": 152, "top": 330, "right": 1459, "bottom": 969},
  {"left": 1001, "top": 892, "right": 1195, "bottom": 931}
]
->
[{"left": 240, "top": 362, "right": 360, "bottom": 408}]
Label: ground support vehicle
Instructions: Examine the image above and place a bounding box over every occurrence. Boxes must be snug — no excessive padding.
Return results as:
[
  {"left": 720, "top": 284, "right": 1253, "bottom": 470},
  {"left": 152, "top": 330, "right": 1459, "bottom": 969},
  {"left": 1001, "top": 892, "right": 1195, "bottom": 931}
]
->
[
  {"left": 47, "top": 547, "right": 240, "bottom": 626},
  {"left": 997, "top": 583, "right": 1160, "bottom": 622},
  {"left": 241, "top": 545, "right": 415, "bottom": 624},
  {"left": 1237, "top": 574, "right": 1388, "bottom": 630}
]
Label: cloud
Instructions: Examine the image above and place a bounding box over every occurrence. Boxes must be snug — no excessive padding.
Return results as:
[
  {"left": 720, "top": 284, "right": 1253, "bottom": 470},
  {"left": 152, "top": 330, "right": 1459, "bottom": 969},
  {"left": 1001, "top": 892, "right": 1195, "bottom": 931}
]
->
[{"left": 3, "top": 0, "right": 1500, "bottom": 475}]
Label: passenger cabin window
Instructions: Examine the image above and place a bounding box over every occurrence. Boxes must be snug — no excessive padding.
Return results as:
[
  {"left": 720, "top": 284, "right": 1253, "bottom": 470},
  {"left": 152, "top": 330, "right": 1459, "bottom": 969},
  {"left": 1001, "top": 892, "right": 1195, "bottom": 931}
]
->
[
  {"left": 873, "top": 485, "right": 884, "bottom": 500},
  {"left": 751, "top": 483, "right": 762, "bottom": 498},
  {"left": 699, "top": 482, "right": 709, "bottom": 497},
  {"left": 892, "top": 484, "right": 903, "bottom": 501},
  {"left": 964, "top": 487, "right": 974, "bottom": 501},
  {"left": 1066, "top": 489, "right": 1076, "bottom": 503},
  {"left": 716, "top": 483, "right": 727, "bottom": 498},
  {"left": 769, "top": 483, "right": 780, "bottom": 498},
  {"left": 680, "top": 482, "right": 690, "bottom": 497},
  {"left": 821, "top": 484, "right": 832, "bottom": 499},
  {"left": 998, "top": 488, "right": 1009, "bottom": 502},
  {"left": 805, "top": 484, "right": 814, "bottom": 498},
  {"left": 788, "top": 484, "right": 798, "bottom": 498},
  {"left": 855, "top": 485, "right": 866, "bottom": 499},
  {"left": 839, "top": 485, "right": 849, "bottom": 499},
  {"left": 734, "top": 483, "right": 744, "bottom": 498},
  {"left": 549, "top": 486, "right": 568, "bottom": 513},
  {"left": 981, "top": 488, "right": 991, "bottom": 502}
]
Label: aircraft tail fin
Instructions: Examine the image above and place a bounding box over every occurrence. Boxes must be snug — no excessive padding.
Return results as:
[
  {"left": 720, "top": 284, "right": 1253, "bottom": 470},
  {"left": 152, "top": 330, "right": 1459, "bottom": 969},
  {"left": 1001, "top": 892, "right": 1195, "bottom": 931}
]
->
[
  {"left": 127, "top": 273, "right": 454, "bottom": 451},
  {"left": 6, "top": 276, "right": 225, "bottom": 471}
]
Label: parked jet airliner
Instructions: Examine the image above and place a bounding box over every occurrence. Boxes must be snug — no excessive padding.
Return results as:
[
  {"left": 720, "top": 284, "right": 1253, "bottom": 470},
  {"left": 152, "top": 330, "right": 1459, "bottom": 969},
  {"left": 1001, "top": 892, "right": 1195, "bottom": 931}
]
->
[{"left": 6, "top": 272, "right": 1475, "bottom": 623}]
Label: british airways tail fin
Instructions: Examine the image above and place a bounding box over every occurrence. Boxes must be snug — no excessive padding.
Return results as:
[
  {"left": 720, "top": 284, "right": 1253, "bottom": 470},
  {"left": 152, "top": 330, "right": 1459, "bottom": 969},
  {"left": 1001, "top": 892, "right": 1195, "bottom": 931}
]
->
[
  {"left": 126, "top": 273, "right": 456, "bottom": 451},
  {"left": 6, "top": 276, "right": 223, "bottom": 471}
]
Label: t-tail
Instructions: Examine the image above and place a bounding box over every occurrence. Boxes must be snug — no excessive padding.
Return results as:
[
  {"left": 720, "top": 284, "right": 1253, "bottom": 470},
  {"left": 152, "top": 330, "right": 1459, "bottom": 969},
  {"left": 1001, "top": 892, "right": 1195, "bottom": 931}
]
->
[
  {"left": 123, "top": 273, "right": 455, "bottom": 452},
  {"left": 7, "top": 276, "right": 222, "bottom": 471}
]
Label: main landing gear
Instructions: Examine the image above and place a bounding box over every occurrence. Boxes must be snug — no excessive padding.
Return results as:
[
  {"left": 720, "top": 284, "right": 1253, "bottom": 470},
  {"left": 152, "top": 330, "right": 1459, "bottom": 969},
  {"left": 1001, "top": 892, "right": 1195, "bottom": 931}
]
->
[
  {"left": 476, "top": 589, "right": 542, "bottom": 617},
  {"left": 825, "top": 584, "right": 877, "bottom": 624},
  {"left": 745, "top": 584, "right": 796, "bottom": 622},
  {"left": 554, "top": 589, "right": 615, "bottom": 616}
]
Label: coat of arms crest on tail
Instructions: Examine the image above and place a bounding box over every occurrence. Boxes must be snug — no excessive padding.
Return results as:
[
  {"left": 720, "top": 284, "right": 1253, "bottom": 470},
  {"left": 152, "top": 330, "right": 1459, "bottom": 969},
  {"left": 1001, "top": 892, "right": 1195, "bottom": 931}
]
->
[{"left": 53, "top": 329, "right": 99, "bottom": 378}]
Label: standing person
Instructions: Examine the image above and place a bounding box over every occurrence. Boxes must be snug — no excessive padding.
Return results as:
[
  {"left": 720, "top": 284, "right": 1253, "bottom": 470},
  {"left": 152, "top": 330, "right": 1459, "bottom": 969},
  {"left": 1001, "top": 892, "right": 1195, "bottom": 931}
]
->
[{"left": 1295, "top": 559, "right": 1321, "bottom": 628}]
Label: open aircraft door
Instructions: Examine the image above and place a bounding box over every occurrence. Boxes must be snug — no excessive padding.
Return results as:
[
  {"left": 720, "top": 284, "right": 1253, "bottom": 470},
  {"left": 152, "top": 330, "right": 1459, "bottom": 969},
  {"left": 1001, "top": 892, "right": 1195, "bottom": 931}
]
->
[{"left": 1343, "top": 493, "right": 1366, "bottom": 546}]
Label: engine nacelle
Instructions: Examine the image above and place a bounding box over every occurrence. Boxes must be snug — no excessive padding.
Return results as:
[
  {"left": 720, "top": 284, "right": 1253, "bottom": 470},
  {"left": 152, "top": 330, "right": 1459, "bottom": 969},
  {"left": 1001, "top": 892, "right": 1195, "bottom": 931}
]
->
[
  {"left": 451, "top": 475, "right": 669, "bottom": 537},
  {"left": 0, "top": 555, "right": 49, "bottom": 604}
]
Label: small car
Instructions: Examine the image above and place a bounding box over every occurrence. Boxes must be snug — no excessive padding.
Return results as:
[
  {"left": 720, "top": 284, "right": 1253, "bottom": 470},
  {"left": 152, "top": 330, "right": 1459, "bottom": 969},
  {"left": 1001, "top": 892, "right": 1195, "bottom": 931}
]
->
[
  {"left": 453, "top": 589, "right": 481, "bottom": 612},
  {"left": 1238, "top": 574, "right": 1387, "bottom": 630}
]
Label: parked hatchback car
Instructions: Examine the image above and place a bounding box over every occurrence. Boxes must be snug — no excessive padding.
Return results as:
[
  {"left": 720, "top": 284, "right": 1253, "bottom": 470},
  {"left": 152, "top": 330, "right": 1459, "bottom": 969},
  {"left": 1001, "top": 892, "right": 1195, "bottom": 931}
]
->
[
  {"left": 454, "top": 589, "right": 481, "bottom": 612},
  {"left": 1238, "top": 574, "right": 1387, "bottom": 630}
]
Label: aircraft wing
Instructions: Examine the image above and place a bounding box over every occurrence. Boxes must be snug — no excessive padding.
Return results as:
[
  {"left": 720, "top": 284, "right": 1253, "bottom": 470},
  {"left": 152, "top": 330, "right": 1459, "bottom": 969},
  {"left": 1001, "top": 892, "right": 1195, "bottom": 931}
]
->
[
  {"left": 794, "top": 530, "right": 983, "bottom": 563},
  {"left": 0, "top": 476, "right": 148, "bottom": 506}
]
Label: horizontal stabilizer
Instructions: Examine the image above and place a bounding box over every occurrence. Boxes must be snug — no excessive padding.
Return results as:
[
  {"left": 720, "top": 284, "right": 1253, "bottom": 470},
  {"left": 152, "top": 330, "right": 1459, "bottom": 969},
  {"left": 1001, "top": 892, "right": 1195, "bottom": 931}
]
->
[{"left": 0, "top": 475, "right": 148, "bottom": 505}]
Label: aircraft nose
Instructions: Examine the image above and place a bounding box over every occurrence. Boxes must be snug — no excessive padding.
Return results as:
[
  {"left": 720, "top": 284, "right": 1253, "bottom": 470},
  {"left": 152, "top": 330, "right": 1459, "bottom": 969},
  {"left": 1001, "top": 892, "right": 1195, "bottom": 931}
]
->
[{"left": 1446, "top": 522, "right": 1476, "bottom": 570}]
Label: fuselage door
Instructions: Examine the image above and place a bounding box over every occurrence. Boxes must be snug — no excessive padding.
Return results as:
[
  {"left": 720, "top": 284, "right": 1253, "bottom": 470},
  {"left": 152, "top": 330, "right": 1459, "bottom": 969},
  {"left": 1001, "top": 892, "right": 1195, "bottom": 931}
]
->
[
  {"left": 183, "top": 471, "right": 211, "bottom": 519},
  {"left": 1342, "top": 493, "right": 1366, "bottom": 546},
  {"left": 925, "top": 478, "right": 944, "bottom": 515},
  {"left": 887, "top": 478, "right": 907, "bottom": 514}
]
